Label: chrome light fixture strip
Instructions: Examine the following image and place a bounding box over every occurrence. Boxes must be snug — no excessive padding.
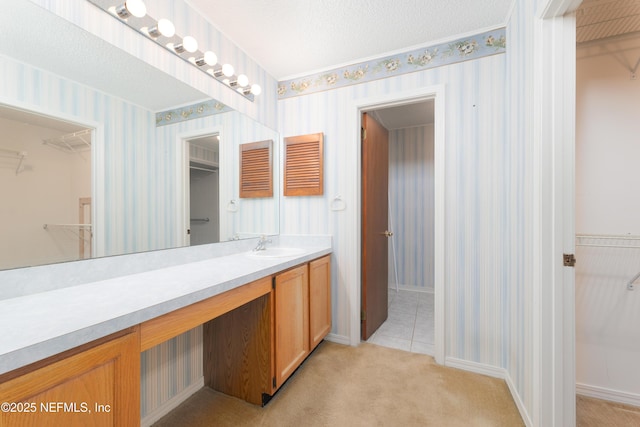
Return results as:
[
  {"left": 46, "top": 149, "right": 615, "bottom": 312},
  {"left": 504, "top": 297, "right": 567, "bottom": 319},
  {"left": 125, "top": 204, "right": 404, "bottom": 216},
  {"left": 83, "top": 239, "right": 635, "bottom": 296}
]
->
[{"left": 87, "top": 0, "right": 257, "bottom": 102}]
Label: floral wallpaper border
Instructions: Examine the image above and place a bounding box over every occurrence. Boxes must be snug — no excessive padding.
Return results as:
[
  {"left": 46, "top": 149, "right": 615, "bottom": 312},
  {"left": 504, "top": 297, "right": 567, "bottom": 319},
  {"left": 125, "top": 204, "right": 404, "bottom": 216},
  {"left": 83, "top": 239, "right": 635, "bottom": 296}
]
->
[
  {"left": 278, "top": 27, "right": 506, "bottom": 99},
  {"left": 156, "top": 99, "right": 232, "bottom": 127}
]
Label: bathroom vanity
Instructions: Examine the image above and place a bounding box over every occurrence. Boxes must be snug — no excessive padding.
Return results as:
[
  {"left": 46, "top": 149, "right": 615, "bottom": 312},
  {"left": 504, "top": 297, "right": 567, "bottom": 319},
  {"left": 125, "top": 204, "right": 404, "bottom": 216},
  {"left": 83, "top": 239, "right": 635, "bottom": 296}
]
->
[{"left": 0, "top": 239, "right": 331, "bottom": 426}]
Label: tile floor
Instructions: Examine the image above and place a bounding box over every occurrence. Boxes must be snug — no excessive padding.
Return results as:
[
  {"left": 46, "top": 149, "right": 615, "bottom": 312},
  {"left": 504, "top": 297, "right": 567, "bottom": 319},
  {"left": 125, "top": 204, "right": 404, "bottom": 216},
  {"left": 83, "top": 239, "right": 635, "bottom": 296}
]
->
[{"left": 366, "top": 289, "right": 434, "bottom": 355}]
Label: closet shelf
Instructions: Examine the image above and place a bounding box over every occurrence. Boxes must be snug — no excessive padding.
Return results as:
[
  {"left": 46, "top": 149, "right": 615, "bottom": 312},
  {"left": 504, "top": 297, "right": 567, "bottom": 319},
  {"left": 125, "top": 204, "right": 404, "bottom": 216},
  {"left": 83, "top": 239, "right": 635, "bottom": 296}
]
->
[
  {"left": 43, "top": 129, "right": 91, "bottom": 153},
  {"left": 0, "top": 147, "right": 27, "bottom": 174},
  {"left": 43, "top": 224, "right": 92, "bottom": 230}
]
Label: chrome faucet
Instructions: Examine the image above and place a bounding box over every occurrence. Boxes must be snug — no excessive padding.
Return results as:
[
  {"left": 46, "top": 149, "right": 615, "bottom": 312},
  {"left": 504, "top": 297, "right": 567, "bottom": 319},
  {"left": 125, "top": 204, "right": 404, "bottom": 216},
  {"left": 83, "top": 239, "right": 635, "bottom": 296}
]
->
[{"left": 253, "top": 235, "right": 272, "bottom": 251}]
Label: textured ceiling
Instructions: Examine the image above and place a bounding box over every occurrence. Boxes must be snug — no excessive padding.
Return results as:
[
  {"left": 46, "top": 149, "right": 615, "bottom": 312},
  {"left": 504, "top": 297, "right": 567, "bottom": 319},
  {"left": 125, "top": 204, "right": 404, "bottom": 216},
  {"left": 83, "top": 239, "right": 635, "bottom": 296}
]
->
[
  {"left": 187, "top": 0, "right": 514, "bottom": 80},
  {"left": 371, "top": 100, "right": 435, "bottom": 130},
  {"left": 577, "top": 0, "right": 640, "bottom": 43}
]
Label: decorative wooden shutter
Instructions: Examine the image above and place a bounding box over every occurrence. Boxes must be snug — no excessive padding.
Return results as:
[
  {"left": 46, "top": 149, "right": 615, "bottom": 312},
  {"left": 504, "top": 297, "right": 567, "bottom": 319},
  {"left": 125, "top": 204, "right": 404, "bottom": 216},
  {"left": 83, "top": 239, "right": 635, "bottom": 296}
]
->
[
  {"left": 284, "top": 133, "right": 324, "bottom": 196},
  {"left": 239, "top": 139, "right": 273, "bottom": 198}
]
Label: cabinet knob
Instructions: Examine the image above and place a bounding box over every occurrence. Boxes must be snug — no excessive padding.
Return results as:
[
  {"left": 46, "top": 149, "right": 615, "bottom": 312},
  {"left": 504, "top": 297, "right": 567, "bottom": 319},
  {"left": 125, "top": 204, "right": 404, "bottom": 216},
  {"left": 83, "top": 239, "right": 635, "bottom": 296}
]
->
[{"left": 384, "top": 230, "right": 393, "bottom": 237}]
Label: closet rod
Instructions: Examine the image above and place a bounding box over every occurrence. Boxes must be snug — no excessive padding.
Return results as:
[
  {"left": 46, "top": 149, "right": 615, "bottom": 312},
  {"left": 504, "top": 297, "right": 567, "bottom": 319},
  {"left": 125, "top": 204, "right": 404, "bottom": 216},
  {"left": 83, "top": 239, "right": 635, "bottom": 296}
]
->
[{"left": 190, "top": 218, "right": 210, "bottom": 223}]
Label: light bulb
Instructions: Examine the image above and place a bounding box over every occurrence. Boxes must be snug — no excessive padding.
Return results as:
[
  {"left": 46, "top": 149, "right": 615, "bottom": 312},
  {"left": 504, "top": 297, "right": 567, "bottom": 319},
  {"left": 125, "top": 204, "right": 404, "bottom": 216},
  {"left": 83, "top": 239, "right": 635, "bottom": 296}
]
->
[
  {"left": 148, "top": 18, "right": 175, "bottom": 38},
  {"left": 222, "top": 63, "right": 234, "bottom": 77},
  {"left": 157, "top": 19, "right": 175, "bottom": 37},
  {"left": 182, "top": 36, "right": 198, "bottom": 53},
  {"left": 204, "top": 51, "right": 217, "bottom": 66},
  {"left": 125, "top": 0, "right": 146, "bottom": 18},
  {"left": 250, "top": 84, "right": 262, "bottom": 96},
  {"left": 196, "top": 51, "right": 217, "bottom": 66},
  {"left": 237, "top": 74, "right": 249, "bottom": 87}
]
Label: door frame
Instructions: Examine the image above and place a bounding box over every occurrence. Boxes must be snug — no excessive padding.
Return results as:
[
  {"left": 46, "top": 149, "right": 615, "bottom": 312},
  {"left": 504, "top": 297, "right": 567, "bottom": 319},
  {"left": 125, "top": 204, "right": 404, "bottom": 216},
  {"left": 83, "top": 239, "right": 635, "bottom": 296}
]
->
[
  {"left": 536, "top": 0, "right": 580, "bottom": 425},
  {"left": 176, "top": 126, "right": 223, "bottom": 248},
  {"left": 351, "top": 85, "right": 446, "bottom": 365}
]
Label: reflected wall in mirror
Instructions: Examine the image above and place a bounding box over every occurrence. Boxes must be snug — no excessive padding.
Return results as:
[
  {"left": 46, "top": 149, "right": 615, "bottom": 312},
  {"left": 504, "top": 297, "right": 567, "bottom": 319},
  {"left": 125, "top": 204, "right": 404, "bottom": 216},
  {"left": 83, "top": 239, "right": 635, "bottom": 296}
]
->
[
  {"left": 169, "top": 111, "right": 279, "bottom": 247},
  {"left": 0, "top": 106, "right": 93, "bottom": 270},
  {"left": 0, "top": 2, "right": 279, "bottom": 271}
]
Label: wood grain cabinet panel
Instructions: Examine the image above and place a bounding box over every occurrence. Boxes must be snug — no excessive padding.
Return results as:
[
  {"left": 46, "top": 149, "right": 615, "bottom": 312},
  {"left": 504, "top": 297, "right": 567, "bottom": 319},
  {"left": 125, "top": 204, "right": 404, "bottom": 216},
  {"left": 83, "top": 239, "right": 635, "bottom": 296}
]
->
[
  {"left": 204, "top": 288, "right": 273, "bottom": 406},
  {"left": 274, "top": 264, "right": 309, "bottom": 388},
  {"left": 0, "top": 328, "right": 140, "bottom": 427},
  {"left": 309, "top": 255, "right": 332, "bottom": 350}
]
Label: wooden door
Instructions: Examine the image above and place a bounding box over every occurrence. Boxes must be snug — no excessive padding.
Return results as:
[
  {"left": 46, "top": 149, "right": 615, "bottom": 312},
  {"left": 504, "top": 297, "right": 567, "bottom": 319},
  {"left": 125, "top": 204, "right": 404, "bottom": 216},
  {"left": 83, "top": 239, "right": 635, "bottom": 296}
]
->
[
  {"left": 274, "top": 265, "right": 309, "bottom": 388},
  {"left": 361, "top": 112, "right": 389, "bottom": 340},
  {"left": 309, "top": 256, "right": 331, "bottom": 349}
]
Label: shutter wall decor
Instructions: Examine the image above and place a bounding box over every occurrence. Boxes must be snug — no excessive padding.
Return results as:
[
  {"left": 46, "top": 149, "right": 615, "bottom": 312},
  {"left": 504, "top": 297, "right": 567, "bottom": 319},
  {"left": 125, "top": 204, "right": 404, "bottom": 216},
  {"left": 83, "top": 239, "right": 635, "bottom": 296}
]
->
[
  {"left": 239, "top": 139, "right": 273, "bottom": 198},
  {"left": 284, "top": 133, "right": 324, "bottom": 196}
]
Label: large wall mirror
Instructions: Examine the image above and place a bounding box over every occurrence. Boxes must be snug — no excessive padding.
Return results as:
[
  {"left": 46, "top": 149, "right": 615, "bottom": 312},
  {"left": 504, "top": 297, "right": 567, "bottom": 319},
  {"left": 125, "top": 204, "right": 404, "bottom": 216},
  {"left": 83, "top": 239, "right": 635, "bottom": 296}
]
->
[{"left": 0, "top": 1, "right": 279, "bottom": 271}]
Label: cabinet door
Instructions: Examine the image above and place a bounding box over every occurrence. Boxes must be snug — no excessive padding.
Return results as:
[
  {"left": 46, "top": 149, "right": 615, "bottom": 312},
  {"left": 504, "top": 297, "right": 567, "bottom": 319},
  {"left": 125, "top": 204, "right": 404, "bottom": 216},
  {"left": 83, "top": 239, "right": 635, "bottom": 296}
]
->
[
  {"left": 274, "top": 264, "right": 309, "bottom": 388},
  {"left": 0, "top": 328, "right": 140, "bottom": 427},
  {"left": 309, "top": 255, "right": 332, "bottom": 349}
]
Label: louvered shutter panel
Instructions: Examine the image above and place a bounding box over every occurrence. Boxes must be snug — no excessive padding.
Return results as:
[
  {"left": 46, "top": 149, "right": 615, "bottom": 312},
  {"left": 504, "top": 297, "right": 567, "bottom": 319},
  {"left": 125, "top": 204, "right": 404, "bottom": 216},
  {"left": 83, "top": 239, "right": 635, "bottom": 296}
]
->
[
  {"left": 239, "top": 140, "right": 273, "bottom": 198},
  {"left": 284, "top": 133, "right": 324, "bottom": 196}
]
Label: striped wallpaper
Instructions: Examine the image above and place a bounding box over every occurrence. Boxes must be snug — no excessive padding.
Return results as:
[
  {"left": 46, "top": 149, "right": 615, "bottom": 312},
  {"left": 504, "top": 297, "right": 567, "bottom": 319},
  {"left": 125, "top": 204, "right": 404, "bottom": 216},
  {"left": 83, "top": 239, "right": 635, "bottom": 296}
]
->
[
  {"left": 278, "top": 53, "right": 508, "bottom": 369},
  {"left": 504, "top": 0, "right": 543, "bottom": 424},
  {"left": 388, "top": 125, "right": 435, "bottom": 292}
]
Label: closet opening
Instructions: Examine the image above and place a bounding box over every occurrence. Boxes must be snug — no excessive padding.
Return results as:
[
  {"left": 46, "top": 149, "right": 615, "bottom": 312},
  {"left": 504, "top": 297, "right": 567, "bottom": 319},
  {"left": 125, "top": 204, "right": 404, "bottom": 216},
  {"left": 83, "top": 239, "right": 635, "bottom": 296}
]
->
[
  {"left": 574, "top": 0, "right": 640, "bottom": 418},
  {"left": 179, "top": 132, "right": 221, "bottom": 247}
]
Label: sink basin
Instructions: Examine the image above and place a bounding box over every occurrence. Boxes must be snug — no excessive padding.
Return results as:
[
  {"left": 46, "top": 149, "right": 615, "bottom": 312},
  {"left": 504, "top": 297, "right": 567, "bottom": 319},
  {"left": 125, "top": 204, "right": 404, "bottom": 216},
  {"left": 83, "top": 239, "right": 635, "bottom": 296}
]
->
[{"left": 247, "top": 247, "right": 305, "bottom": 258}]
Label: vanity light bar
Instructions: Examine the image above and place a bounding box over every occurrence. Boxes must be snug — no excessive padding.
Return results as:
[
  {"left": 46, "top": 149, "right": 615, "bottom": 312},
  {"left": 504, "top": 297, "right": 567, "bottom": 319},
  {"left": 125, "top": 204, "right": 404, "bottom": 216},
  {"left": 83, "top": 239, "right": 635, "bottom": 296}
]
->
[{"left": 87, "top": 0, "right": 260, "bottom": 102}]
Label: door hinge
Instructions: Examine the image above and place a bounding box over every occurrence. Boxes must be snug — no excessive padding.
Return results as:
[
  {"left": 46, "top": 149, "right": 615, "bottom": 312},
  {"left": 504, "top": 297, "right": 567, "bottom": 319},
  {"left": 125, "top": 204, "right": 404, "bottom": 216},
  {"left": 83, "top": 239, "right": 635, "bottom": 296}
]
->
[
  {"left": 272, "top": 277, "right": 276, "bottom": 289},
  {"left": 563, "top": 253, "right": 576, "bottom": 267},
  {"left": 272, "top": 377, "right": 277, "bottom": 388},
  {"left": 361, "top": 310, "right": 366, "bottom": 321},
  {"left": 361, "top": 127, "right": 366, "bottom": 141}
]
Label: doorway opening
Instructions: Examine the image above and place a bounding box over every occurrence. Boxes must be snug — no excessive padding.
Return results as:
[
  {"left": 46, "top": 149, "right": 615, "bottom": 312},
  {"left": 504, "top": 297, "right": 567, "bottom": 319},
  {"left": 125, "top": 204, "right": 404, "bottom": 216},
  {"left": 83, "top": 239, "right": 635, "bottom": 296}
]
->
[
  {"left": 356, "top": 86, "right": 445, "bottom": 364},
  {"left": 361, "top": 101, "right": 436, "bottom": 355},
  {"left": 180, "top": 132, "right": 220, "bottom": 247},
  {"left": 574, "top": 0, "right": 640, "bottom": 417}
]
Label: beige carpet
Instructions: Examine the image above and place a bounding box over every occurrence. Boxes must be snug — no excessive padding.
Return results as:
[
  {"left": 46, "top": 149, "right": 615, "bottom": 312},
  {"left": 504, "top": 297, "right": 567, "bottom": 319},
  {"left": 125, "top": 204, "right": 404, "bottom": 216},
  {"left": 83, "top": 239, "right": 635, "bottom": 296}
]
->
[
  {"left": 577, "top": 395, "right": 640, "bottom": 427},
  {"left": 154, "top": 341, "right": 524, "bottom": 426}
]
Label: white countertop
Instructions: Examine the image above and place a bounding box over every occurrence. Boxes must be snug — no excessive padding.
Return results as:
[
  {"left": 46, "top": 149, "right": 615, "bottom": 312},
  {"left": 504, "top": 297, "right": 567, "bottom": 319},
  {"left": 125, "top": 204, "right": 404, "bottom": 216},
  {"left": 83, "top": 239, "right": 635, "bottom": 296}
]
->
[{"left": 0, "top": 245, "right": 331, "bottom": 375}]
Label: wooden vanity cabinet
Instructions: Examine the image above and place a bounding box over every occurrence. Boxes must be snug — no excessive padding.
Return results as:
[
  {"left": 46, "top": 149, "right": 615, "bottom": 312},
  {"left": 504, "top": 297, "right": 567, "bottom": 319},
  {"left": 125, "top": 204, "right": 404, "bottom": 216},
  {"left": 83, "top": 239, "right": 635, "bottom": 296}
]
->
[
  {"left": 309, "top": 255, "right": 331, "bottom": 350},
  {"left": 273, "top": 264, "right": 310, "bottom": 388},
  {"left": 207, "top": 255, "right": 332, "bottom": 400},
  {"left": 273, "top": 255, "right": 332, "bottom": 389},
  {"left": 0, "top": 327, "right": 140, "bottom": 427}
]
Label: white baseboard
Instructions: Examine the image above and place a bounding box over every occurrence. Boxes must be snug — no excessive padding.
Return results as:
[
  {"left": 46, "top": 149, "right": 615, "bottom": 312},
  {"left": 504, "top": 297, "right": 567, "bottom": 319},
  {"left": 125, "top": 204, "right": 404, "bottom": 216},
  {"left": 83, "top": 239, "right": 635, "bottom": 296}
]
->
[
  {"left": 504, "top": 371, "right": 534, "bottom": 427},
  {"left": 388, "top": 285, "right": 435, "bottom": 294},
  {"left": 445, "top": 357, "right": 505, "bottom": 379},
  {"left": 445, "top": 357, "right": 532, "bottom": 426},
  {"left": 325, "top": 332, "right": 350, "bottom": 346},
  {"left": 577, "top": 383, "right": 640, "bottom": 407},
  {"left": 141, "top": 377, "right": 205, "bottom": 427}
]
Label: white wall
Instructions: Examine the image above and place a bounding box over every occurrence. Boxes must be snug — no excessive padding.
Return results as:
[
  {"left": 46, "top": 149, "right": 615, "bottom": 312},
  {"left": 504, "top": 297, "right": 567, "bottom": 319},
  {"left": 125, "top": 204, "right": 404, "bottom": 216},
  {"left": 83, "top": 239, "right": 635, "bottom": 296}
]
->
[
  {"left": 575, "top": 35, "right": 640, "bottom": 404},
  {"left": 388, "top": 125, "right": 434, "bottom": 292},
  {"left": 0, "top": 117, "right": 90, "bottom": 269},
  {"left": 576, "top": 36, "right": 640, "bottom": 235}
]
